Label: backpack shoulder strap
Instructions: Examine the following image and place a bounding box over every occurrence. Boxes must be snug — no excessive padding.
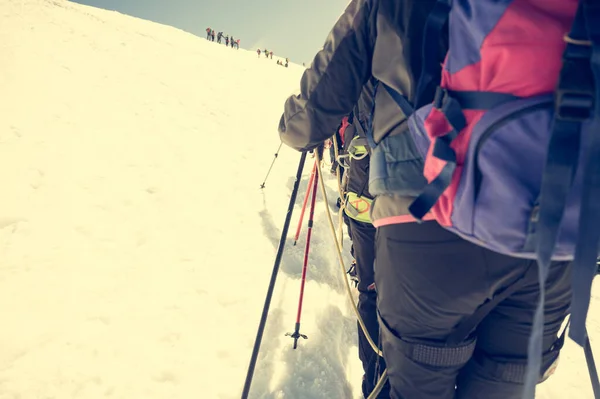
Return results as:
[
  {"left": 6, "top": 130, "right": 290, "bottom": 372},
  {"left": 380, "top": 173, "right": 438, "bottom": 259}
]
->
[
  {"left": 527, "top": 1, "right": 600, "bottom": 397},
  {"left": 414, "top": 0, "right": 451, "bottom": 107},
  {"left": 365, "top": 80, "right": 380, "bottom": 149},
  {"left": 382, "top": 83, "right": 414, "bottom": 118},
  {"left": 372, "top": 0, "right": 451, "bottom": 146},
  {"left": 367, "top": 79, "right": 415, "bottom": 149}
]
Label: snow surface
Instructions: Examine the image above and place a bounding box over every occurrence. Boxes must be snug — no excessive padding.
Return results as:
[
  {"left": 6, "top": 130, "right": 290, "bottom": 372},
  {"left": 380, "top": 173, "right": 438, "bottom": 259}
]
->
[{"left": 0, "top": 0, "right": 599, "bottom": 398}]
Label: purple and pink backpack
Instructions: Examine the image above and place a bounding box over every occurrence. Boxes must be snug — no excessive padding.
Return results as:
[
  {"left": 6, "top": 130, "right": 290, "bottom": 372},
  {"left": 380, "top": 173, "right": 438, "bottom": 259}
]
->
[{"left": 403, "top": 0, "right": 600, "bottom": 395}]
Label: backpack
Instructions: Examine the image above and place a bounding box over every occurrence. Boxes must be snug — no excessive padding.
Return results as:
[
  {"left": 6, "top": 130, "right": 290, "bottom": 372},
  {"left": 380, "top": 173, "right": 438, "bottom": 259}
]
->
[{"left": 397, "top": 0, "right": 599, "bottom": 396}]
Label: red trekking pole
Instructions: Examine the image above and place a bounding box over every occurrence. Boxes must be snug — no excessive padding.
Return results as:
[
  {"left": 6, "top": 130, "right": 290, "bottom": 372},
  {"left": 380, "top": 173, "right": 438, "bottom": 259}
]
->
[
  {"left": 286, "top": 166, "right": 319, "bottom": 349},
  {"left": 293, "top": 161, "right": 317, "bottom": 245}
]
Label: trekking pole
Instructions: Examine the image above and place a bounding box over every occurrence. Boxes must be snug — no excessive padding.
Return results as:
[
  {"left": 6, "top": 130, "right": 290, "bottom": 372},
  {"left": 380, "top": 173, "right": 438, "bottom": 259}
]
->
[
  {"left": 241, "top": 151, "right": 308, "bottom": 399},
  {"left": 260, "top": 142, "right": 284, "bottom": 189},
  {"left": 293, "top": 161, "right": 317, "bottom": 245},
  {"left": 286, "top": 163, "right": 319, "bottom": 349}
]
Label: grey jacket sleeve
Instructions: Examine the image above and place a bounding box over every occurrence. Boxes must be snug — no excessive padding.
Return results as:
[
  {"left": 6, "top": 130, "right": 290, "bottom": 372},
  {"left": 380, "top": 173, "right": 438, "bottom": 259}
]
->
[{"left": 278, "top": 0, "right": 376, "bottom": 151}]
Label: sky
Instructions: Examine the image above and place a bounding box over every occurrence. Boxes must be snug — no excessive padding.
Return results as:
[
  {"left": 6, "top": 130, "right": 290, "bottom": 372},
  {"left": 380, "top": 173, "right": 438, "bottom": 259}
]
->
[{"left": 69, "top": 0, "right": 350, "bottom": 64}]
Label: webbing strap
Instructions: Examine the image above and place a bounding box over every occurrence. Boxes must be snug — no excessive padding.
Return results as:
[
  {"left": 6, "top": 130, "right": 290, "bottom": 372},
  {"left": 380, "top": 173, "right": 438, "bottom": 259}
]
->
[
  {"left": 365, "top": 81, "right": 380, "bottom": 149},
  {"left": 383, "top": 83, "right": 415, "bottom": 119},
  {"left": 367, "top": 82, "right": 415, "bottom": 151},
  {"left": 414, "top": 0, "right": 451, "bottom": 107},
  {"left": 353, "top": 113, "right": 369, "bottom": 140},
  {"left": 569, "top": 0, "right": 600, "bottom": 348},
  {"left": 525, "top": 1, "right": 600, "bottom": 398},
  {"left": 408, "top": 89, "right": 465, "bottom": 220},
  {"left": 443, "top": 89, "right": 521, "bottom": 110},
  {"left": 407, "top": 87, "right": 521, "bottom": 221}
]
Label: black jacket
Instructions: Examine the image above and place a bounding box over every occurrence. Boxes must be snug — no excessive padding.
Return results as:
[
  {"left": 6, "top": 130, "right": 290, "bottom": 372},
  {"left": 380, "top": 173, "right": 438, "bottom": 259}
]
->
[
  {"left": 278, "top": 0, "right": 448, "bottom": 222},
  {"left": 278, "top": 0, "right": 446, "bottom": 150}
]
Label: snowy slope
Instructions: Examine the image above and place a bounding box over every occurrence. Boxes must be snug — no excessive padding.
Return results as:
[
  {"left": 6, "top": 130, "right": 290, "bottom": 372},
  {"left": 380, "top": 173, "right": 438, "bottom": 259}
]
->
[
  {"left": 0, "top": 0, "right": 598, "bottom": 398},
  {"left": 0, "top": 1, "right": 362, "bottom": 398}
]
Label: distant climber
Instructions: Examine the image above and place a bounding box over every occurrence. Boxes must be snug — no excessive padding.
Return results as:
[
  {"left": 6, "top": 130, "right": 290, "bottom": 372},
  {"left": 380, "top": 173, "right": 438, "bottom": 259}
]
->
[
  {"left": 225, "top": 36, "right": 229, "bottom": 46},
  {"left": 211, "top": 30, "right": 215, "bottom": 41},
  {"left": 230, "top": 36, "right": 235, "bottom": 48},
  {"left": 206, "top": 27, "right": 211, "bottom": 40},
  {"left": 257, "top": 48, "right": 261, "bottom": 58},
  {"left": 269, "top": 51, "right": 273, "bottom": 59}
]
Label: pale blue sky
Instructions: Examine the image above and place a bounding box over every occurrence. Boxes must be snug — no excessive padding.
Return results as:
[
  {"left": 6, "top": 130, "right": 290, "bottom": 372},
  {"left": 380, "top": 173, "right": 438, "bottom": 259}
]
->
[{"left": 71, "top": 0, "right": 349, "bottom": 64}]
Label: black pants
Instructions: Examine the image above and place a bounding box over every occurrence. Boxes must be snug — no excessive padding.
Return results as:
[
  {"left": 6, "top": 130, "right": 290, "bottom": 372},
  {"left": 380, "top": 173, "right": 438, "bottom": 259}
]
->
[
  {"left": 374, "top": 221, "right": 571, "bottom": 399},
  {"left": 349, "top": 218, "right": 390, "bottom": 398}
]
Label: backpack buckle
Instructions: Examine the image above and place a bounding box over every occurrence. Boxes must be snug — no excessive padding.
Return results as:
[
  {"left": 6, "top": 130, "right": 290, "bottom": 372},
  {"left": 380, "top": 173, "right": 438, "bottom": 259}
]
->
[
  {"left": 433, "top": 86, "right": 447, "bottom": 109},
  {"left": 555, "top": 92, "right": 594, "bottom": 121},
  {"left": 555, "top": 59, "right": 595, "bottom": 122}
]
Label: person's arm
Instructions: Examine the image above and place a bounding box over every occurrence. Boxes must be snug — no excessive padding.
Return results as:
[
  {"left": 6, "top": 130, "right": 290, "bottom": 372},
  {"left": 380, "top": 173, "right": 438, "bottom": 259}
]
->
[{"left": 278, "top": 0, "right": 376, "bottom": 151}]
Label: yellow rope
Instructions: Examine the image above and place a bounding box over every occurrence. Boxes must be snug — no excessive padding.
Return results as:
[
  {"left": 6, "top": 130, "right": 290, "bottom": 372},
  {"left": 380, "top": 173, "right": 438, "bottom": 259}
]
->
[
  {"left": 314, "top": 152, "right": 382, "bottom": 357},
  {"left": 318, "top": 141, "right": 390, "bottom": 399},
  {"left": 366, "top": 369, "right": 389, "bottom": 399}
]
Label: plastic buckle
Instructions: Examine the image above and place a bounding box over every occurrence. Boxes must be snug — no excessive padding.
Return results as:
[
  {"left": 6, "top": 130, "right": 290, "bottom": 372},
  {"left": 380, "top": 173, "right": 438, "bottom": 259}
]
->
[
  {"left": 556, "top": 93, "right": 594, "bottom": 121},
  {"left": 555, "top": 59, "right": 595, "bottom": 122},
  {"left": 433, "top": 86, "right": 446, "bottom": 109},
  {"left": 346, "top": 201, "right": 360, "bottom": 218}
]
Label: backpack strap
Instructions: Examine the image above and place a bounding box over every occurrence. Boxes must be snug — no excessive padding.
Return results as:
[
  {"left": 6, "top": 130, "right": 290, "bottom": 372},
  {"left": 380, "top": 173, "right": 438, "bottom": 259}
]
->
[
  {"left": 382, "top": 83, "right": 415, "bottom": 119},
  {"left": 353, "top": 117, "right": 368, "bottom": 140},
  {"left": 384, "top": 0, "right": 453, "bottom": 112},
  {"left": 415, "top": 0, "right": 451, "bottom": 107},
  {"left": 369, "top": 81, "right": 414, "bottom": 148},
  {"left": 365, "top": 80, "right": 381, "bottom": 149},
  {"left": 371, "top": 0, "right": 452, "bottom": 146},
  {"left": 568, "top": 0, "right": 600, "bottom": 346},
  {"left": 407, "top": 87, "right": 517, "bottom": 220},
  {"left": 441, "top": 89, "right": 521, "bottom": 109},
  {"left": 351, "top": 102, "right": 369, "bottom": 138},
  {"left": 524, "top": 1, "right": 600, "bottom": 397}
]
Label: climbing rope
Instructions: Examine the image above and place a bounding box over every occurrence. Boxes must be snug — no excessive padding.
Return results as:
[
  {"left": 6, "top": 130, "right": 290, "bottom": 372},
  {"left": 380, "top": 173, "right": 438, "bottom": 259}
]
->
[
  {"left": 314, "top": 152, "right": 382, "bottom": 357},
  {"left": 316, "top": 147, "right": 390, "bottom": 399},
  {"left": 367, "top": 369, "right": 388, "bottom": 399}
]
